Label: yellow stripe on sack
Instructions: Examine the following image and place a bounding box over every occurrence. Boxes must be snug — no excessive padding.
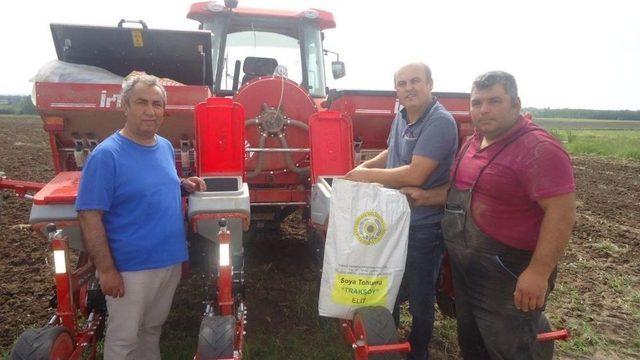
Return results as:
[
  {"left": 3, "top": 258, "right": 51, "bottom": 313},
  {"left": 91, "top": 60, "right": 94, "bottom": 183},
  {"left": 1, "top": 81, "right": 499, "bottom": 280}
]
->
[
  {"left": 331, "top": 273, "right": 388, "bottom": 306},
  {"left": 131, "top": 30, "right": 144, "bottom": 47}
]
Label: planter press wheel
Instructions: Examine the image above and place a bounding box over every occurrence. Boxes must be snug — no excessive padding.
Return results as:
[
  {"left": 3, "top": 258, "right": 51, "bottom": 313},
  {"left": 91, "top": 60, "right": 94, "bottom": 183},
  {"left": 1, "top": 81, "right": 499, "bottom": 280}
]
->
[
  {"left": 234, "top": 76, "right": 317, "bottom": 178},
  {"left": 10, "top": 326, "right": 74, "bottom": 360},
  {"left": 353, "top": 307, "right": 403, "bottom": 360},
  {"left": 197, "top": 315, "right": 235, "bottom": 359}
]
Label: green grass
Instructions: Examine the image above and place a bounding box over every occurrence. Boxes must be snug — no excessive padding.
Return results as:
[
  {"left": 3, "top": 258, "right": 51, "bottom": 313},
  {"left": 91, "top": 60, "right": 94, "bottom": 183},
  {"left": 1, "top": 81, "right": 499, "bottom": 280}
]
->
[
  {"left": 558, "top": 322, "right": 609, "bottom": 354},
  {"left": 240, "top": 279, "right": 352, "bottom": 360},
  {"left": 535, "top": 117, "right": 640, "bottom": 130},
  {"left": 0, "top": 114, "right": 40, "bottom": 119},
  {"left": 159, "top": 270, "right": 353, "bottom": 360},
  {"left": 548, "top": 129, "right": 640, "bottom": 160}
]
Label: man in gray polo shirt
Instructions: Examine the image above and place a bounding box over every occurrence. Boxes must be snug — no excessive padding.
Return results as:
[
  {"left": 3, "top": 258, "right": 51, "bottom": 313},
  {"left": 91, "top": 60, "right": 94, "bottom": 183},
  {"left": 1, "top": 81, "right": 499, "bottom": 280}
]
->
[{"left": 345, "top": 62, "right": 458, "bottom": 360}]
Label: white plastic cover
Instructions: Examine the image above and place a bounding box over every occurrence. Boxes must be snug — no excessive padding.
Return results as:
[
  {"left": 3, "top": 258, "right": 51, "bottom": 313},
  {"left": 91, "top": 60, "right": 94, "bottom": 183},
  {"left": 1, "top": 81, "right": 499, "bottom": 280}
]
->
[
  {"left": 318, "top": 179, "right": 410, "bottom": 319},
  {"left": 30, "top": 60, "right": 123, "bottom": 105}
]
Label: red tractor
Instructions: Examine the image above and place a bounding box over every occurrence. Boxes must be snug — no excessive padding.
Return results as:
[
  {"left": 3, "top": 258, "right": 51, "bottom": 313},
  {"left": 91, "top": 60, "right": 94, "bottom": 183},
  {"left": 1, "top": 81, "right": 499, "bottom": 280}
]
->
[{"left": 1, "top": 2, "right": 566, "bottom": 359}]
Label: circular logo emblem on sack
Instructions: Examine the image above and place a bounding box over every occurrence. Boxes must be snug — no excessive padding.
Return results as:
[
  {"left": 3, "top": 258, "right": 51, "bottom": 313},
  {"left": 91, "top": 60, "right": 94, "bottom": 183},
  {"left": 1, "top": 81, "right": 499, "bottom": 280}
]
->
[{"left": 353, "top": 211, "right": 386, "bottom": 245}]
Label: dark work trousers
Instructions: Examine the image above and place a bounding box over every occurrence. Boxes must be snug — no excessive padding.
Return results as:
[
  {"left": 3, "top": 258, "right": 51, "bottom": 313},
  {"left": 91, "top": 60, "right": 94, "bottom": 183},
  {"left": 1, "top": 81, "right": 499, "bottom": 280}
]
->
[
  {"left": 393, "top": 222, "right": 445, "bottom": 360},
  {"left": 441, "top": 127, "right": 557, "bottom": 360}
]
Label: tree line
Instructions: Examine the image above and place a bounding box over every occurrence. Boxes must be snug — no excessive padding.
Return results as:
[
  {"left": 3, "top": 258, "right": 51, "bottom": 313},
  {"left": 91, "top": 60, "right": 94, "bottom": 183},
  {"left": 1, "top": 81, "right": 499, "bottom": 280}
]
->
[
  {"left": 523, "top": 107, "right": 640, "bottom": 121},
  {"left": 0, "top": 95, "right": 37, "bottom": 115}
]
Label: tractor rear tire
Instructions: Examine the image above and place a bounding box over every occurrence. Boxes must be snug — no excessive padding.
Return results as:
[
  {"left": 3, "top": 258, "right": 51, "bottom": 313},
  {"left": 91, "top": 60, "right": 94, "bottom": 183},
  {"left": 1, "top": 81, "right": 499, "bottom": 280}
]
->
[
  {"left": 197, "top": 315, "right": 235, "bottom": 359},
  {"left": 353, "top": 307, "right": 403, "bottom": 360},
  {"left": 10, "top": 326, "right": 74, "bottom": 360}
]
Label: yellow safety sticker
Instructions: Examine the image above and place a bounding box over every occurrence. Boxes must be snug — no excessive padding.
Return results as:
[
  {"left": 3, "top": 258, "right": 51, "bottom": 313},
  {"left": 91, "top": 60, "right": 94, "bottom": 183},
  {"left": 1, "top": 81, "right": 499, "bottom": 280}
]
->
[
  {"left": 331, "top": 273, "right": 388, "bottom": 306},
  {"left": 131, "top": 30, "right": 144, "bottom": 47}
]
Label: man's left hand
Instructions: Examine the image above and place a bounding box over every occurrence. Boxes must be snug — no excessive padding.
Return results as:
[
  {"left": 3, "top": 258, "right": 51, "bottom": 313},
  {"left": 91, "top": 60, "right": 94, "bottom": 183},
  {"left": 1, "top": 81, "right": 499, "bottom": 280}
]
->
[
  {"left": 181, "top": 177, "right": 207, "bottom": 193},
  {"left": 344, "top": 167, "right": 370, "bottom": 182},
  {"left": 514, "top": 267, "right": 548, "bottom": 312},
  {"left": 400, "top": 186, "right": 425, "bottom": 206}
]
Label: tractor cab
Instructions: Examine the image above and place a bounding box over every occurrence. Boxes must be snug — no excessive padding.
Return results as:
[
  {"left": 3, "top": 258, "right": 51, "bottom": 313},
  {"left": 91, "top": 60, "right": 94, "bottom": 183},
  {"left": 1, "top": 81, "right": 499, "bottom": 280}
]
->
[
  {"left": 185, "top": 3, "right": 350, "bottom": 208},
  {"left": 187, "top": 2, "right": 343, "bottom": 99}
]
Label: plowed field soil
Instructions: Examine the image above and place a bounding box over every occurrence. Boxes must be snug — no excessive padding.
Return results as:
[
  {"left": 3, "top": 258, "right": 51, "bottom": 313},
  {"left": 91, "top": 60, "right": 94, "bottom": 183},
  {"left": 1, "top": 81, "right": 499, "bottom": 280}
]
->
[{"left": 1, "top": 116, "right": 638, "bottom": 359}]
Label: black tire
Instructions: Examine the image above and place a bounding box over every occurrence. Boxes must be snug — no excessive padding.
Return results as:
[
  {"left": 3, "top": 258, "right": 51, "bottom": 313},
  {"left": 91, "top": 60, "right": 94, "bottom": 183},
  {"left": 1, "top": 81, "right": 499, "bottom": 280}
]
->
[
  {"left": 353, "top": 307, "right": 403, "bottom": 360},
  {"left": 197, "top": 315, "right": 236, "bottom": 359},
  {"left": 10, "top": 326, "right": 74, "bottom": 360}
]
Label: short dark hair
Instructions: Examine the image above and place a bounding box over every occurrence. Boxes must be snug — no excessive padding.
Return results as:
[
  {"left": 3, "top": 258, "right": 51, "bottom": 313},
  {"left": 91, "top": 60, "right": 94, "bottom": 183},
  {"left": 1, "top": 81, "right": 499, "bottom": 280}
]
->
[
  {"left": 394, "top": 62, "right": 432, "bottom": 85},
  {"left": 472, "top": 71, "right": 518, "bottom": 104}
]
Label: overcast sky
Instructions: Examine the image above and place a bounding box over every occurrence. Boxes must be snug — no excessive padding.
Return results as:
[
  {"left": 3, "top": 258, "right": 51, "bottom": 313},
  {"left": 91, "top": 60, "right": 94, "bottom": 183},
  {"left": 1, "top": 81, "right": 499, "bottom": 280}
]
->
[{"left": 2, "top": 0, "right": 638, "bottom": 110}]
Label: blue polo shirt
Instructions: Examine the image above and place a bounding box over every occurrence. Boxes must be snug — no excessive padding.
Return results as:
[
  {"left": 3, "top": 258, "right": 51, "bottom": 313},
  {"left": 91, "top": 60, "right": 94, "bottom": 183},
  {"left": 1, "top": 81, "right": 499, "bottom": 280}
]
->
[
  {"left": 76, "top": 132, "right": 188, "bottom": 271},
  {"left": 386, "top": 98, "right": 458, "bottom": 225}
]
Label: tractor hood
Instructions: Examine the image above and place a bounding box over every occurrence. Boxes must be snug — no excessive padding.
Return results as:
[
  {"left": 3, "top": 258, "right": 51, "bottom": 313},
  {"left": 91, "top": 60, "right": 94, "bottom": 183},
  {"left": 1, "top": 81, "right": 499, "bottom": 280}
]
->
[{"left": 50, "top": 23, "right": 213, "bottom": 86}]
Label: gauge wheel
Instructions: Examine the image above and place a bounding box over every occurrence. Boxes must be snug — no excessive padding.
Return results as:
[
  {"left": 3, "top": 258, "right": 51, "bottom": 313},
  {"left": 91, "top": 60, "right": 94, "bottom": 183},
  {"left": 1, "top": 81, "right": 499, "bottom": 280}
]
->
[
  {"left": 10, "top": 326, "right": 74, "bottom": 360},
  {"left": 197, "top": 315, "right": 236, "bottom": 359},
  {"left": 353, "top": 306, "right": 403, "bottom": 360}
]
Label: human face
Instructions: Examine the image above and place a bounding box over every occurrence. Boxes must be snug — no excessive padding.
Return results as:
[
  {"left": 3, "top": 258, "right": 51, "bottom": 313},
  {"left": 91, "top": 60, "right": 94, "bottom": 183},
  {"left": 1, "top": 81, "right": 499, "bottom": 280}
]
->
[
  {"left": 470, "top": 84, "right": 521, "bottom": 140},
  {"left": 123, "top": 84, "right": 165, "bottom": 140},
  {"left": 395, "top": 65, "right": 433, "bottom": 116}
]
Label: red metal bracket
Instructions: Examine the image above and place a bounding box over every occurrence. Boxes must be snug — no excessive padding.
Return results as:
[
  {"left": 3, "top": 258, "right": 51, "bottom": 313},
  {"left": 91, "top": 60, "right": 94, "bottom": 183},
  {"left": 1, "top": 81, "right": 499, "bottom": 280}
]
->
[
  {"left": 537, "top": 329, "right": 570, "bottom": 342},
  {"left": 47, "top": 227, "right": 104, "bottom": 360},
  {"left": 340, "top": 319, "right": 411, "bottom": 360},
  {"left": 0, "top": 177, "right": 46, "bottom": 198},
  {"left": 217, "top": 224, "right": 234, "bottom": 316},
  {"left": 190, "top": 213, "right": 250, "bottom": 232},
  {"left": 51, "top": 234, "right": 77, "bottom": 332}
]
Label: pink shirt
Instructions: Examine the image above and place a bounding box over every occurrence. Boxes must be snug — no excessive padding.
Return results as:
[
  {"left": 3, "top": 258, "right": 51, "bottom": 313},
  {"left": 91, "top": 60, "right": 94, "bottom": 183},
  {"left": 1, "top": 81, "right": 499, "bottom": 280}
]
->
[{"left": 452, "top": 115, "right": 575, "bottom": 251}]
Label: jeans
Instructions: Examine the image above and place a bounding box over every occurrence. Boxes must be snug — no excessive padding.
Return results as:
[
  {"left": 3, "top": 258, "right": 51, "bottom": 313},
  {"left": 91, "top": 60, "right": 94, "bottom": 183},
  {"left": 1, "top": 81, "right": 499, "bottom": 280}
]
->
[{"left": 394, "top": 222, "right": 445, "bottom": 360}]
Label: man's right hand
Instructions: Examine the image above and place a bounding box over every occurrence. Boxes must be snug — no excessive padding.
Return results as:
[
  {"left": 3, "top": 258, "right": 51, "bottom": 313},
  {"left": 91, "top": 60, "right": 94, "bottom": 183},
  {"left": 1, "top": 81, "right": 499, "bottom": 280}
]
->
[
  {"left": 344, "top": 166, "right": 371, "bottom": 183},
  {"left": 99, "top": 269, "right": 125, "bottom": 298},
  {"left": 400, "top": 183, "right": 449, "bottom": 207}
]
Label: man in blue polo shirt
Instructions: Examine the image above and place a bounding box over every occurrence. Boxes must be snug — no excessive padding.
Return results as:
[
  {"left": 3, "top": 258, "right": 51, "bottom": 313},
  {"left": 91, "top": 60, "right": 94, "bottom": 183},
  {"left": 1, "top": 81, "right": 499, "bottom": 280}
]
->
[
  {"left": 76, "top": 74, "right": 205, "bottom": 359},
  {"left": 345, "top": 62, "right": 458, "bottom": 360}
]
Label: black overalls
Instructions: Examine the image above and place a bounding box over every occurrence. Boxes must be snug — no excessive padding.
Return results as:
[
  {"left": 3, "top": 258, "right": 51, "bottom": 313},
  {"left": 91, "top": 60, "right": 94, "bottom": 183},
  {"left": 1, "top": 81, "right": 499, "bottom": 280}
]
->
[{"left": 442, "top": 128, "right": 556, "bottom": 360}]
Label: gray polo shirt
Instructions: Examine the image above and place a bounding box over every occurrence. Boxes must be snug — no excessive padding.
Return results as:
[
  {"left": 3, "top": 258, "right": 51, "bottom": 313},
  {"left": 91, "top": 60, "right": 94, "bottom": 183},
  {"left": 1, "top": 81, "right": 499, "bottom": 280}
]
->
[{"left": 386, "top": 98, "right": 458, "bottom": 225}]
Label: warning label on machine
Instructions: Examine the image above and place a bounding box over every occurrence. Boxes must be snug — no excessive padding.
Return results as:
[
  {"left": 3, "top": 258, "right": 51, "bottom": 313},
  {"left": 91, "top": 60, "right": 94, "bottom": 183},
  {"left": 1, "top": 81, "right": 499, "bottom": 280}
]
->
[{"left": 331, "top": 273, "right": 389, "bottom": 306}]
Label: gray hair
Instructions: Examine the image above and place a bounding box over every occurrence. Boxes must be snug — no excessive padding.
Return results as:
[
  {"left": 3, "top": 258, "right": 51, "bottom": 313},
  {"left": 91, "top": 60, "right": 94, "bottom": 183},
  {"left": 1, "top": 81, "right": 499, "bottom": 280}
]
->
[
  {"left": 121, "top": 74, "right": 167, "bottom": 107},
  {"left": 472, "top": 71, "right": 518, "bottom": 104},
  {"left": 394, "top": 62, "right": 432, "bottom": 85}
]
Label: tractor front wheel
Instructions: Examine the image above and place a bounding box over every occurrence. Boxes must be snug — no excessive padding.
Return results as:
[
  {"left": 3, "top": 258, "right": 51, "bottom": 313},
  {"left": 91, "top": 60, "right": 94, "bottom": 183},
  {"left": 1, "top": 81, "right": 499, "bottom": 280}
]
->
[
  {"left": 197, "top": 315, "right": 236, "bottom": 359},
  {"left": 10, "top": 326, "right": 74, "bottom": 360},
  {"left": 352, "top": 307, "right": 403, "bottom": 360}
]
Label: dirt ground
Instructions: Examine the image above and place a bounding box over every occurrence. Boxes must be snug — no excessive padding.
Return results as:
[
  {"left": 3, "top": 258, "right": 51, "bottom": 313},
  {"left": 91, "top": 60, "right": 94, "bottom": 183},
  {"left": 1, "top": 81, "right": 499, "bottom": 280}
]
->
[{"left": 1, "top": 116, "right": 639, "bottom": 358}]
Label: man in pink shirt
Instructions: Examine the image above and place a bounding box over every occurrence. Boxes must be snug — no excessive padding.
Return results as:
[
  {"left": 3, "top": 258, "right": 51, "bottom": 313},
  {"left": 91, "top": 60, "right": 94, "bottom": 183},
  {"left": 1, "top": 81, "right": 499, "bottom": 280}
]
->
[{"left": 403, "top": 71, "right": 576, "bottom": 359}]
